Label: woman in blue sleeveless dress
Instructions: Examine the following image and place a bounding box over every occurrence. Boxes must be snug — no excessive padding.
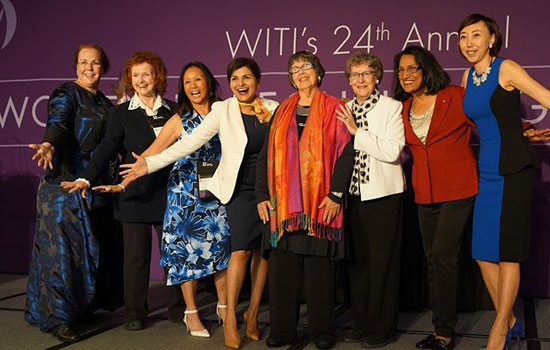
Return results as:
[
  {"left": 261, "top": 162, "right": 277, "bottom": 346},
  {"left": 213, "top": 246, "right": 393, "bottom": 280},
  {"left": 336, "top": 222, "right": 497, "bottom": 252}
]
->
[{"left": 458, "top": 14, "right": 550, "bottom": 350}]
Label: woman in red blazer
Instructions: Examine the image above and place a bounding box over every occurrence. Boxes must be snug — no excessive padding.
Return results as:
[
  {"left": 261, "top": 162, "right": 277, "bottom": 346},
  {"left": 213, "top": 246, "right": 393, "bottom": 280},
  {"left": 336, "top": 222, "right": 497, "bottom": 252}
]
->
[{"left": 393, "top": 46, "right": 477, "bottom": 350}]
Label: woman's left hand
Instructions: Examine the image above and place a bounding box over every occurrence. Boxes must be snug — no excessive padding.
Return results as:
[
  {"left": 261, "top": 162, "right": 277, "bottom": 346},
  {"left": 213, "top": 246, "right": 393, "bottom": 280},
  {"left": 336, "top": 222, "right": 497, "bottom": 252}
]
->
[
  {"left": 336, "top": 104, "right": 358, "bottom": 135},
  {"left": 92, "top": 184, "right": 124, "bottom": 193},
  {"left": 60, "top": 180, "right": 90, "bottom": 198},
  {"left": 318, "top": 196, "right": 341, "bottom": 223},
  {"left": 524, "top": 128, "right": 550, "bottom": 142}
]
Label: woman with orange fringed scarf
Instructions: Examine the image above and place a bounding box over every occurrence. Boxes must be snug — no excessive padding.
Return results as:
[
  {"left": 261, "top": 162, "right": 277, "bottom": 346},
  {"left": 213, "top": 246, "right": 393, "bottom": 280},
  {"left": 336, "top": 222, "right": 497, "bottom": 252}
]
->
[{"left": 256, "top": 51, "right": 354, "bottom": 350}]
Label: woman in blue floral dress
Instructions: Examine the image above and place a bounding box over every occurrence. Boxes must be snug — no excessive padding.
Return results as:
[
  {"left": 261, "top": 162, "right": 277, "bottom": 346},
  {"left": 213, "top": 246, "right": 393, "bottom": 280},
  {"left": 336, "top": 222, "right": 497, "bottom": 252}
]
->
[{"left": 138, "top": 62, "right": 230, "bottom": 336}]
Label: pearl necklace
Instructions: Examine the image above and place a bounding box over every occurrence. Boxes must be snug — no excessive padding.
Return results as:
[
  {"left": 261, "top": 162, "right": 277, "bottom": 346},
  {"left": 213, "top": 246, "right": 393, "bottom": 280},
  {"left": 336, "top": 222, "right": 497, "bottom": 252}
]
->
[{"left": 472, "top": 59, "right": 493, "bottom": 86}]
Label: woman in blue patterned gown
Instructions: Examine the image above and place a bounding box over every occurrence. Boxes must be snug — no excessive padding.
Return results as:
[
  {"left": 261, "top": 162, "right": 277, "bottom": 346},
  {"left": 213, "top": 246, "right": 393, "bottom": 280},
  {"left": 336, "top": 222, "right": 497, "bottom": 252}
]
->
[
  {"left": 25, "top": 44, "right": 123, "bottom": 342},
  {"left": 98, "top": 62, "right": 231, "bottom": 336},
  {"left": 458, "top": 14, "right": 550, "bottom": 350}
]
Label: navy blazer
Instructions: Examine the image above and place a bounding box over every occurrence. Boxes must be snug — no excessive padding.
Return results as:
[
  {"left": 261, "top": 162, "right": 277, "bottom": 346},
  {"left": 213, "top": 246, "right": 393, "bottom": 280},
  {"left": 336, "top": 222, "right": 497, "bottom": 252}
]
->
[{"left": 81, "top": 99, "right": 176, "bottom": 222}]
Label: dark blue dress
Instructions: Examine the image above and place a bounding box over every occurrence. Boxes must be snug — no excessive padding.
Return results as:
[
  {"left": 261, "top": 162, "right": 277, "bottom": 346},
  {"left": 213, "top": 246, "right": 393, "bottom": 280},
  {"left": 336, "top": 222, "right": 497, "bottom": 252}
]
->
[
  {"left": 225, "top": 113, "right": 269, "bottom": 251},
  {"left": 464, "top": 58, "right": 536, "bottom": 262},
  {"left": 161, "top": 112, "right": 230, "bottom": 284},
  {"left": 25, "top": 82, "right": 122, "bottom": 331}
]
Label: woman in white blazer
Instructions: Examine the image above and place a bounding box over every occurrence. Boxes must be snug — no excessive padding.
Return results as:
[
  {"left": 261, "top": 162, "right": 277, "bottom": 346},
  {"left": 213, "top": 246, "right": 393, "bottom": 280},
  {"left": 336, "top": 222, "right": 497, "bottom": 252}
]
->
[
  {"left": 335, "top": 53, "right": 405, "bottom": 348},
  {"left": 122, "top": 57, "right": 278, "bottom": 349}
]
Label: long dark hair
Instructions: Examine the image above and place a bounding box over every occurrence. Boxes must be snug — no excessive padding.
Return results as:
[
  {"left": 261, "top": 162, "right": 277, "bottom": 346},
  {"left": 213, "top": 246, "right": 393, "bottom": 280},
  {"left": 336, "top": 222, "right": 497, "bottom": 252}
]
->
[
  {"left": 392, "top": 46, "right": 450, "bottom": 102},
  {"left": 177, "top": 62, "right": 221, "bottom": 116}
]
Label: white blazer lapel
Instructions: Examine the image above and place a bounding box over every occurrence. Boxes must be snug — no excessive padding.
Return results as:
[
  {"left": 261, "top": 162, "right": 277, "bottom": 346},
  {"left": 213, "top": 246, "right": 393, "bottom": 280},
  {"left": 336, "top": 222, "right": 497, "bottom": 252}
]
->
[{"left": 227, "top": 97, "right": 248, "bottom": 143}]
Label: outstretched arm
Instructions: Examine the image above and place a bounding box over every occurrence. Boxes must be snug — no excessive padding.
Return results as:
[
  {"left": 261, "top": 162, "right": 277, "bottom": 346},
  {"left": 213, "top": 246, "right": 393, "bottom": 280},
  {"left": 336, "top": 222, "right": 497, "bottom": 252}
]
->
[
  {"left": 141, "top": 113, "right": 183, "bottom": 157},
  {"left": 120, "top": 104, "right": 222, "bottom": 180},
  {"left": 500, "top": 60, "right": 550, "bottom": 141},
  {"left": 501, "top": 59, "right": 550, "bottom": 109}
]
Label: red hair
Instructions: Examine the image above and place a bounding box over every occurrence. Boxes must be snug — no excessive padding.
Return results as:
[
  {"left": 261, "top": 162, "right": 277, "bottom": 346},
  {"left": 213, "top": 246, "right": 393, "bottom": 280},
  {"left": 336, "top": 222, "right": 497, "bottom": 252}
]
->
[{"left": 123, "top": 51, "right": 167, "bottom": 96}]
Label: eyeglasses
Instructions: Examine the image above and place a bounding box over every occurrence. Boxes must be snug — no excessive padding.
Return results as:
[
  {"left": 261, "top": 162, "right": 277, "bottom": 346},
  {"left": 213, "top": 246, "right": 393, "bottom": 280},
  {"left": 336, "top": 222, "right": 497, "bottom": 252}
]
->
[
  {"left": 396, "top": 66, "right": 421, "bottom": 75},
  {"left": 349, "top": 71, "right": 376, "bottom": 80},
  {"left": 78, "top": 60, "right": 102, "bottom": 67},
  {"left": 289, "top": 63, "right": 313, "bottom": 74}
]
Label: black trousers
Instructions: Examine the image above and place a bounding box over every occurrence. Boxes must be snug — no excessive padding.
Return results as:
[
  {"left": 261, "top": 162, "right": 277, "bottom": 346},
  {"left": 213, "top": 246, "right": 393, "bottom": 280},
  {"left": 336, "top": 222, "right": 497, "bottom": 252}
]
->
[
  {"left": 87, "top": 205, "right": 124, "bottom": 313},
  {"left": 418, "top": 196, "right": 474, "bottom": 338},
  {"left": 268, "top": 249, "right": 335, "bottom": 342},
  {"left": 347, "top": 193, "right": 402, "bottom": 344},
  {"left": 122, "top": 222, "right": 185, "bottom": 320}
]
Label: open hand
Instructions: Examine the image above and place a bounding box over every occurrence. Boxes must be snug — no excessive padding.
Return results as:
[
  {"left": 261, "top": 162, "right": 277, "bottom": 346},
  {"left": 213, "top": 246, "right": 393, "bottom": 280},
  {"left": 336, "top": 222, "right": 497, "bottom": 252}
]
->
[
  {"left": 524, "top": 128, "right": 550, "bottom": 142},
  {"left": 93, "top": 184, "right": 123, "bottom": 193},
  {"left": 336, "top": 104, "right": 358, "bottom": 135},
  {"left": 29, "top": 142, "right": 55, "bottom": 170},
  {"left": 318, "top": 196, "right": 341, "bottom": 223},
  {"left": 60, "top": 179, "right": 90, "bottom": 198},
  {"left": 257, "top": 200, "right": 275, "bottom": 224},
  {"left": 119, "top": 152, "right": 148, "bottom": 182}
]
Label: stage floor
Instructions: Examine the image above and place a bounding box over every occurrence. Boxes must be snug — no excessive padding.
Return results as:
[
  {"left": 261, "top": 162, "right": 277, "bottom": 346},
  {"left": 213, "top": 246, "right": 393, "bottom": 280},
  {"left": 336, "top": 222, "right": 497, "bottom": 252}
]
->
[{"left": 1, "top": 274, "right": 548, "bottom": 350}]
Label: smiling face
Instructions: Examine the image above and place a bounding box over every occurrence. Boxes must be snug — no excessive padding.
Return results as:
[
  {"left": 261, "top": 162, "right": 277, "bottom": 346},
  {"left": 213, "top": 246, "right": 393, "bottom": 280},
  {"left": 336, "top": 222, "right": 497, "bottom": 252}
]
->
[
  {"left": 398, "top": 54, "right": 423, "bottom": 95},
  {"left": 229, "top": 66, "right": 259, "bottom": 103},
  {"left": 290, "top": 59, "right": 318, "bottom": 91},
  {"left": 349, "top": 62, "right": 377, "bottom": 104},
  {"left": 75, "top": 47, "right": 102, "bottom": 92},
  {"left": 459, "top": 21, "right": 495, "bottom": 65},
  {"left": 183, "top": 66, "right": 209, "bottom": 108},
  {"left": 131, "top": 62, "right": 156, "bottom": 98}
]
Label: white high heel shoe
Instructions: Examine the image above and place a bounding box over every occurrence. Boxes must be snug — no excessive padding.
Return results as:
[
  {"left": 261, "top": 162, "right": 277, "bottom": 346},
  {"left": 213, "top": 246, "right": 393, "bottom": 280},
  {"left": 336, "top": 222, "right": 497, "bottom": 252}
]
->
[
  {"left": 216, "top": 303, "right": 227, "bottom": 324},
  {"left": 183, "top": 310, "right": 210, "bottom": 338}
]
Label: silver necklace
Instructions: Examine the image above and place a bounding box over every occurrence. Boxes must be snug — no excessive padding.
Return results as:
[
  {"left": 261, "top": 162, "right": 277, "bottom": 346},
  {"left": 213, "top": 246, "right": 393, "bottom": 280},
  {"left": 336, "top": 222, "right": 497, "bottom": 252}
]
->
[{"left": 472, "top": 59, "right": 493, "bottom": 86}]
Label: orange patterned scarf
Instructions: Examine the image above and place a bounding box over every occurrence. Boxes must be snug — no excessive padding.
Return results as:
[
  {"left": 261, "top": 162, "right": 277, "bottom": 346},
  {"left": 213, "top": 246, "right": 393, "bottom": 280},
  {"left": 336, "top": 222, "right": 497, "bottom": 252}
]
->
[
  {"left": 267, "top": 89, "right": 350, "bottom": 246},
  {"left": 238, "top": 96, "right": 273, "bottom": 124}
]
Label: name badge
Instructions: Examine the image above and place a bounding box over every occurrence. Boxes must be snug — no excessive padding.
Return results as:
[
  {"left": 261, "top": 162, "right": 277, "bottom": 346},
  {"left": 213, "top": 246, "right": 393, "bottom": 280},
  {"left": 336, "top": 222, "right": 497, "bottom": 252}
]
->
[
  {"left": 197, "top": 160, "right": 219, "bottom": 199},
  {"left": 153, "top": 126, "right": 163, "bottom": 137}
]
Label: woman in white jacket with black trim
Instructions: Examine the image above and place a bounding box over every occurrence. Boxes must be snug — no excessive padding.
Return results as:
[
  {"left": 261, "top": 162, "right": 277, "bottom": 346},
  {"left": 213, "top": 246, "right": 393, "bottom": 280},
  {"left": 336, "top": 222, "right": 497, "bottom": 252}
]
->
[{"left": 335, "top": 53, "right": 405, "bottom": 348}]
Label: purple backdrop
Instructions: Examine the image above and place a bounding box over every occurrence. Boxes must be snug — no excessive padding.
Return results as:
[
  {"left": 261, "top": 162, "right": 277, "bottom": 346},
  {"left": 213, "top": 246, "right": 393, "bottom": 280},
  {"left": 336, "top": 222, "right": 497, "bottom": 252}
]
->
[{"left": 1, "top": 0, "right": 549, "bottom": 297}]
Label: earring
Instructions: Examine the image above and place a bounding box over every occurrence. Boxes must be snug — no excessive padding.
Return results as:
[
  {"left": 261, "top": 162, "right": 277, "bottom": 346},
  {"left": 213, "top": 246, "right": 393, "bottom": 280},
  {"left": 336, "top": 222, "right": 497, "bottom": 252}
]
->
[
  {"left": 317, "top": 76, "right": 321, "bottom": 82},
  {"left": 489, "top": 44, "right": 493, "bottom": 48},
  {"left": 349, "top": 82, "right": 352, "bottom": 86},
  {"left": 376, "top": 80, "right": 379, "bottom": 84}
]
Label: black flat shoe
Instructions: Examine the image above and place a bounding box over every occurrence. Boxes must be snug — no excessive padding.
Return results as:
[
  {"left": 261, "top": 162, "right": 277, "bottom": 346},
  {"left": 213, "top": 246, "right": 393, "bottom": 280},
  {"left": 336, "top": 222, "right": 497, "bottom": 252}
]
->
[
  {"left": 361, "top": 336, "right": 396, "bottom": 349},
  {"left": 266, "top": 335, "right": 294, "bottom": 348},
  {"left": 416, "top": 334, "right": 436, "bottom": 349},
  {"left": 313, "top": 334, "right": 336, "bottom": 349},
  {"left": 343, "top": 329, "right": 367, "bottom": 343},
  {"left": 123, "top": 318, "right": 143, "bottom": 330},
  {"left": 432, "top": 338, "right": 454, "bottom": 350},
  {"left": 52, "top": 324, "right": 79, "bottom": 343}
]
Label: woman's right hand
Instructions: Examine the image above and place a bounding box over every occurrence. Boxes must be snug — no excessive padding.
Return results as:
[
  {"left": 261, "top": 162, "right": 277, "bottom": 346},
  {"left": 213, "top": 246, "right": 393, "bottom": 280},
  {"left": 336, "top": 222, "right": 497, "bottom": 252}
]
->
[
  {"left": 29, "top": 142, "right": 55, "bottom": 170},
  {"left": 119, "top": 152, "right": 149, "bottom": 182},
  {"left": 336, "top": 104, "right": 358, "bottom": 135},
  {"left": 257, "top": 200, "right": 274, "bottom": 224}
]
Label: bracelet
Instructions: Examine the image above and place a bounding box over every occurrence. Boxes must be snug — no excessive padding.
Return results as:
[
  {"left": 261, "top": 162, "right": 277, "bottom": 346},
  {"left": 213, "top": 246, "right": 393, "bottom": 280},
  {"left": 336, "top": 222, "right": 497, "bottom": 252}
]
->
[
  {"left": 75, "top": 178, "right": 91, "bottom": 187},
  {"left": 117, "top": 183, "right": 126, "bottom": 192}
]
